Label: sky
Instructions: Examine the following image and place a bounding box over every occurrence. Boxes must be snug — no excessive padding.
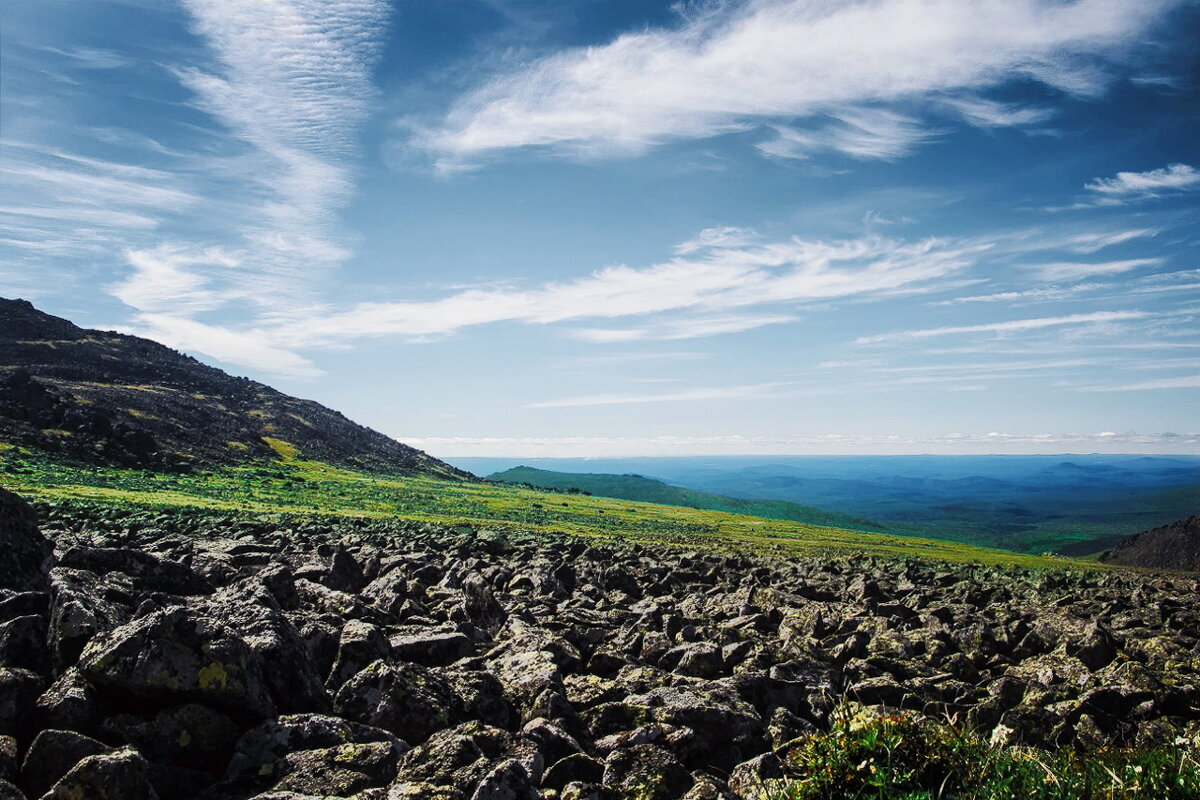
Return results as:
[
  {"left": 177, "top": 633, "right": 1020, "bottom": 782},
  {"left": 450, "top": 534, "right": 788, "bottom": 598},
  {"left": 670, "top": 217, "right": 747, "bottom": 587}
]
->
[{"left": 1, "top": 0, "right": 1198, "bottom": 457}]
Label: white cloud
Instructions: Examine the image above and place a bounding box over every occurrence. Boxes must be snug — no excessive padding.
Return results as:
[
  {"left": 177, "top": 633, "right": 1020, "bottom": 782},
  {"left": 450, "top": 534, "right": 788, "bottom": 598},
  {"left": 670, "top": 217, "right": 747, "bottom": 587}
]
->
[
  {"left": 1065, "top": 228, "right": 1157, "bottom": 254},
  {"left": 109, "top": 244, "right": 241, "bottom": 315},
  {"left": 155, "top": 0, "right": 388, "bottom": 308},
  {"left": 527, "top": 383, "right": 783, "bottom": 408},
  {"left": 856, "top": 310, "right": 1149, "bottom": 344},
  {"left": 928, "top": 284, "right": 1107, "bottom": 306},
  {"left": 1031, "top": 257, "right": 1161, "bottom": 281},
  {"left": 1078, "top": 374, "right": 1200, "bottom": 391},
  {"left": 1084, "top": 163, "right": 1200, "bottom": 201},
  {"left": 418, "top": 0, "right": 1177, "bottom": 168},
  {"left": 403, "top": 431, "right": 1200, "bottom": 457},
  {"left": 758, "top": 108, "right": 935, "bottom": 161},
  {"left": 674, "top": 226, "right": 758, "bottom": 255},
  {"left": 117, "top": 313, "right": 322, "bottom": 379},
  {"left": 571, "top": 313, "right": 798, "bottom": 343},
  {"left": 271, "top": 233, "right": 981, "bottom": 345},
  {"left": 939, "top": 96, "right": 1054, "bottom": 127}
]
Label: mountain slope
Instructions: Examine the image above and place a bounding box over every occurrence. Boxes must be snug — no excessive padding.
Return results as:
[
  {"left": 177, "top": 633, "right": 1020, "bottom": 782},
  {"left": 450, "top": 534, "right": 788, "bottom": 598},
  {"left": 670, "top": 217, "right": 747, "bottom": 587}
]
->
[
  {"left": 0, "top": 298, "right": 467, "bottom": 478},
  {"left": 1098, "top": 516, "right": 1200, "bottom": 572},
  {"left": 488, "top": 465, "right": 890, "bottom": 533}
]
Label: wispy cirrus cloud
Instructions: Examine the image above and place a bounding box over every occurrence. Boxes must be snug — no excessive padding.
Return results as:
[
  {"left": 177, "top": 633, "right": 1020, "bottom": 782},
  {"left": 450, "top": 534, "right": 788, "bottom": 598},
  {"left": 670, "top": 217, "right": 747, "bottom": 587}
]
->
[
  {"left": 103, "top": 0, "right": 389, "bottom": 373},
  {"left": 856, "top": 310, "right": 1150, "bottom": 344},
  {"left": 527, "top": 383, "right": 784, "bottom": 409},
  {"left": 1030, "top": 257, "right": 1162, "bottom": 281},
  {"left": 1077, "top": 374, "right": 1200, "bottom": 391},
  {"left": 417, "top": 0, "right": 1179, "bottom": 169},
  {"left": 1084, "top": 163, "right": 1200, "bottom": 203},
  {"left": 403, "top": 431, "right": 1200, "bottom": 457},
  {"left": 269, "top": 233, "right": 982, "bottom": 346}
]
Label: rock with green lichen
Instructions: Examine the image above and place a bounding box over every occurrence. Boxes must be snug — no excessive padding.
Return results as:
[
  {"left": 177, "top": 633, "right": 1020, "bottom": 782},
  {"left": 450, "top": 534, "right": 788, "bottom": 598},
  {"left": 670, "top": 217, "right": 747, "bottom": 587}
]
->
[{"left": 78, "top": 605, "right": 276, "bottom": 722}]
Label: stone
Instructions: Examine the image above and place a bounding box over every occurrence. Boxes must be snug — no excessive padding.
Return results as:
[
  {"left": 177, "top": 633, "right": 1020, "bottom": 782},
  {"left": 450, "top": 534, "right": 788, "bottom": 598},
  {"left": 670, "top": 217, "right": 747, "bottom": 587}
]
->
[
  {"left": 727, "top": 753, "right": 785, "bottom": 800},
  {"left": 273, "top": 741, "right": 399, "bottom": 796},
  {"left": 0, "top": 489, "right": 52, "bottom": 594},
  {"left": 391, "top": 632, "right": 473, "bottom": 667},
  {"left": 0, "top": 615, "right": 48, "bottom": 673},
  {"left": 32, "top": 668, "right": 100, "bottom": 736},
  {"left": 20, "top": 728, "right": 111, "bottom": 799},
  {"left": 0, "top": 668, "right": 42, "bottom": 736},
  {"left": 541, "top": 753, "right": 603, "bottom": 791},
  {"left": 333, "top": 661, "right": 461, "bottom": 744},
  {"left": 38, "top": 747, "right": 159, "bottom": 800},
  {"left": 56, "top": 547, "right": 211, "bottom": 596},
  {"left": 226, "top": 713, "right": 405, "bottom": 787},
  {"left": 601, "top": 744, "right": 693, "bottom": 800},
  {"left": 78, "top": 605, "right": 276, "bottom": 723},
  {"left": 327, "top": 620, "right": 391, "bottom": 689},
  {"left": 101, "top": 703, "right": 240, "bottom": 771},
  {"left": 469, "top": 759, "right": 537, "bottom": 800}
]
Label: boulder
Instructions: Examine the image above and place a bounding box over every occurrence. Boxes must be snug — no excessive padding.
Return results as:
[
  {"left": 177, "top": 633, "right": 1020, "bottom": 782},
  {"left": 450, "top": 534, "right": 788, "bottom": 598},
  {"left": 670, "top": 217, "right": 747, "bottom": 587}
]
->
[
  {"left": 20, "top": 728, "right": 111, "bottom": 799},
  {"left": 333, "top": 661, "right": 462, "bottom": 744},
  {"left": 601, "top": 744, "right": 693, "bottom": 800},
  {"left": 0, "top": 489, "right": 52, "bottom": 594},
  {"left": 38, "top": 747, "right": 158, "bottom": 800},
  {"left": 78, "top": 605, "right": 276, "bottom": 722}
]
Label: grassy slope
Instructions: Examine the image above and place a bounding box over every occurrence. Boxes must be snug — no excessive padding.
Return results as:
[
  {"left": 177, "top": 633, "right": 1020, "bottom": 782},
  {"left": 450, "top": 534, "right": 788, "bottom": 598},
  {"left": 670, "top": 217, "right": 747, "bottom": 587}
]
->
[
  {"left": 0, "top": 442, "right": 1089, "bottom": 570},
  {"left": 488, "top": 465, "right": 890, "bottom": 533}
]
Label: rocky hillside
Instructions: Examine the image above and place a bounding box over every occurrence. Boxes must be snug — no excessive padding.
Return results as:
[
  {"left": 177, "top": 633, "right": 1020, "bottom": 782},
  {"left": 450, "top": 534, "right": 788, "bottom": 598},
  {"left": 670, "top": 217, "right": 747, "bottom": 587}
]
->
[
  {"left": 2, "top": 488, "right": 1197, "bottom": 799},
  {"left": 1099, "top": 515, "right": 1200, "bottom": 572},
  {"left": 0, "top": 298, "right": 466, "bottom": 478}
]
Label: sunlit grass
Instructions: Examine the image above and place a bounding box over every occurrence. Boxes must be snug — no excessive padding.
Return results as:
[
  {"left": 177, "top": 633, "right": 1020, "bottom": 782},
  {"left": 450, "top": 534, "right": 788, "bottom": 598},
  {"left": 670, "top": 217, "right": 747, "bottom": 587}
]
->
[
  {"left": 0, "top": 444, "right": 1097, "bottom": 569},
  {"left": 769, "top": 705, "right": 1200, "bottom": 800}
]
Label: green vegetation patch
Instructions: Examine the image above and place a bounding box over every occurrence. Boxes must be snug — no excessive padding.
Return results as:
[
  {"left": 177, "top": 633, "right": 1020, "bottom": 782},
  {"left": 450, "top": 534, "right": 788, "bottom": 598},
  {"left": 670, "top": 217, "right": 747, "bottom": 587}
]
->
[
  {"left": 0, "top": 447, "right": 1097, "bottom": 570},
  {"left": 772, "top": 706, "right": 1199, "bottom": 800}
]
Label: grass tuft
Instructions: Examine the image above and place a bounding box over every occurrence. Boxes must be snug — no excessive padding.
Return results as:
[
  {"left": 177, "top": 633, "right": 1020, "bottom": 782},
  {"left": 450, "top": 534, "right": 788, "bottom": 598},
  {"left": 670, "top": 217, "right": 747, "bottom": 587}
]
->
[{"left": 771, "top": 705, "right": 1200, "bottom": 800}]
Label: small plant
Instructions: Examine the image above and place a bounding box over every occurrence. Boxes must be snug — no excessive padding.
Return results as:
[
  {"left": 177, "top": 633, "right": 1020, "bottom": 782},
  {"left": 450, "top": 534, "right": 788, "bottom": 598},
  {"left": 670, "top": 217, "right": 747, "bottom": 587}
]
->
[{"left": 774, "top": 705, "right": 1200, "bottom": 800}]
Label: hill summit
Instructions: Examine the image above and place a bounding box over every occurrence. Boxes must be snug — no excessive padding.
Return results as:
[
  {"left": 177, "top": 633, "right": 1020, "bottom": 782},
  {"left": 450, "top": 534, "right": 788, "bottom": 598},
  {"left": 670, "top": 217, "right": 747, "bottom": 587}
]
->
[{"left": 0, "top": 298, "right": 467, "bottom": 477}]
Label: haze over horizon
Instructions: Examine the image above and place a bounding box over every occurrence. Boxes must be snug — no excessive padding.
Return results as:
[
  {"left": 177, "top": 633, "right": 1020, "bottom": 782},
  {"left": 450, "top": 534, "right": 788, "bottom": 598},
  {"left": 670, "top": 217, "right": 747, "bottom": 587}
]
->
[{"left": 2, "top": 0, "right": 1197, "bottom": 457}]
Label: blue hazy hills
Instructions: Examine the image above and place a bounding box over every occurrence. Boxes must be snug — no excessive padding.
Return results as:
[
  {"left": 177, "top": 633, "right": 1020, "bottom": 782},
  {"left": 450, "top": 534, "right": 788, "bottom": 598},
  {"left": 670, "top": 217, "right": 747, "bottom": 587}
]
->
[{"left": 448, "top": 455, "right": 1200, "bottom": 556}]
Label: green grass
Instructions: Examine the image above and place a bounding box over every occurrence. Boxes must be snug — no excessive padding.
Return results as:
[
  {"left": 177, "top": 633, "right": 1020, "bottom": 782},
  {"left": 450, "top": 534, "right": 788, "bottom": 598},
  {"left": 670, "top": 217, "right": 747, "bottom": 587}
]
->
[
  {"left": 0, "top": 444, "right": 1091, "bottom": 569},
  {"left": 769, "top": 705, "right": 1200, "bottom": 800},
  {"left": 488, "top": 466, "right": 890, "bottom": 533}
]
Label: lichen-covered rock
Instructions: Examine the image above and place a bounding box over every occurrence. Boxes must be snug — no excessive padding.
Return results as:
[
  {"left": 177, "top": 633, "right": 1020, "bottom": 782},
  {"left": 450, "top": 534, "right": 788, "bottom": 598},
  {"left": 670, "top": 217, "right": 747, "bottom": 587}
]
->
[
  {"left": 0, "top": 489, "right": 52, "bottom": 594},
  {"left": 38, "top": 747, "right": 158, "bottom": 800},
  {"left": 32, "top": 668, "right": 99, "bottom": 736},
  {"left": 101, "top": 702, "right": 240, "bottom": 771},
  {"left": 78, "top": 605, "right": 276, "bottom": 722},
  {"left": 327, "top": 620, "right": 391, "bottom": 690},
  {"left": 0, "top": 614, "right": 48, "bottom": 673},
  {"left": 211, "top": 586, "right": 330, "bottom": 714},
  {"left": 225, "top": 713, "right": 405, "bottom": 787},
  {"left": 391, "top": 632, "right": 473, "bottom": 667},
  {"left": 20, "top": 728, "right": 111, "bottom": 799},
  {"left": 334, "top": 661, "right": 461, "bottom": 744},
  {"left": 469, "top": 758, "right": 537, "bottom": 800},
  {"left": 272, "top": 741, "right": 399, "bottom": 797},
  {"left": 601, "top": 744, "right": 693, "bottom": 800},
  {"left": 0, "top": 667, "right": 43, "bottom": 736},
  {"left": 47, "top": 568, "right": 134, "bottom": 671},
  {"left": 57, "top": 547, "right": 212, "bottom": 596}
]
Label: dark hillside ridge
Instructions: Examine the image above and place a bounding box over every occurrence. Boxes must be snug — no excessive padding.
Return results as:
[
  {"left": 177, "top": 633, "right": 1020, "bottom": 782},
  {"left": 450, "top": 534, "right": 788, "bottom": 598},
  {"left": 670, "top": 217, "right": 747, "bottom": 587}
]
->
[
  {"left": 488, "top": 465, "right": 889, "bottom": 533},
  {"left": 1099, "top": 515, "right": 1200, "bottom": 572},
  {"left": 0, "top": 298, "right": 468, "bottom": 478}
]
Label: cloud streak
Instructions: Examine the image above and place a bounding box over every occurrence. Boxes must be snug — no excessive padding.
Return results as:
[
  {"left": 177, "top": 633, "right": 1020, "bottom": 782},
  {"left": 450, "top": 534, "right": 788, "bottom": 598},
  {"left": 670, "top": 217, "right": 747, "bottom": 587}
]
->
[
  {"left": 856, "top": 310, "right": 1149, "bottom": 344},
  {"left": 418, "top": 0, "right": 1178, "bottom": 168}
]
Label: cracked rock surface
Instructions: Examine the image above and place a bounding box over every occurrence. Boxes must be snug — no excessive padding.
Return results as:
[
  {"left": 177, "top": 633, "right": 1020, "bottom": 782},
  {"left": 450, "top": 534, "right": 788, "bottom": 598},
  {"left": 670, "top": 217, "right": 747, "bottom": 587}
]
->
[{"left": 2, "top": 490, "right": 1199, "bottom": 799}]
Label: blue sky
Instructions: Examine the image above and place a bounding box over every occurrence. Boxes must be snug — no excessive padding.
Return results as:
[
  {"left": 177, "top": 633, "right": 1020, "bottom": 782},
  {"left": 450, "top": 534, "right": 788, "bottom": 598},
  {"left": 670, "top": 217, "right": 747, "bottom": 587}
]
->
[{"left": 2, "top": 0, "right": 1198, "bottom": 457}]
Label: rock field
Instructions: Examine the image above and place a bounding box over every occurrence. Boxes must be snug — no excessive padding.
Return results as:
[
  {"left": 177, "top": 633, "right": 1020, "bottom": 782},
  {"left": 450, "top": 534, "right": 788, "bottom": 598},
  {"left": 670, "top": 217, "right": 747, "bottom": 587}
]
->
[{"left": 1, "top": 488, "right": 1198, "bottom": 800}]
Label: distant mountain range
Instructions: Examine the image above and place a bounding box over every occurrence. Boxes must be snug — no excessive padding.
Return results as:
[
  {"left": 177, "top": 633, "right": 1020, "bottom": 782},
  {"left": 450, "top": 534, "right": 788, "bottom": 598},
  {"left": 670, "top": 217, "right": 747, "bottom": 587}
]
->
[
  {"left": 0, "top": 298, "right": 467, "bottom": 478},
  {"left": 488, "top": 465, "right": 888, "bottom": 533}
]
